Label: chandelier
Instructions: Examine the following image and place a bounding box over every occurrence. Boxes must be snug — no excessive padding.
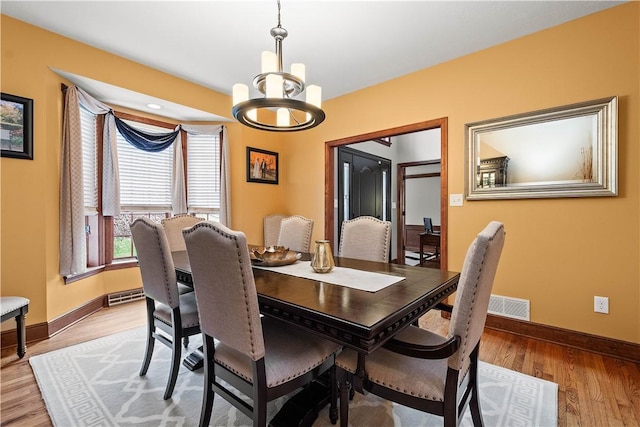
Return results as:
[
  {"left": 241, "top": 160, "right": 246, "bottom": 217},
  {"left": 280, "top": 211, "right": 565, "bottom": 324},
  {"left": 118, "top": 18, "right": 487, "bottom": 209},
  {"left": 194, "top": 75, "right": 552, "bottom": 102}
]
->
[{"left": 232, "top": 0, "right": 325, "bottom": 132}]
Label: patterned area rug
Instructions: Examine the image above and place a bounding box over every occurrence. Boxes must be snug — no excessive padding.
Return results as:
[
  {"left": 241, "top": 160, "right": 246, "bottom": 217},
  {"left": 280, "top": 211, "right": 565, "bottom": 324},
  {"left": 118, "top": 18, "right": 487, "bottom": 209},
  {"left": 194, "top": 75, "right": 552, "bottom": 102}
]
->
[{"left": 30, "top": 327, "right": 558, "bottom": 426}]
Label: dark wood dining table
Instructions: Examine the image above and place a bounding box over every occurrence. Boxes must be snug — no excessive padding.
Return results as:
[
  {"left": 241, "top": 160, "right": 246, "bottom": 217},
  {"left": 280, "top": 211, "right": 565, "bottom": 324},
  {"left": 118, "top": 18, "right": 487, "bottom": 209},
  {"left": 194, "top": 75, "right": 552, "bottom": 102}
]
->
[{"left": 172, "top": 249, "right": 460, "bottom": 426}]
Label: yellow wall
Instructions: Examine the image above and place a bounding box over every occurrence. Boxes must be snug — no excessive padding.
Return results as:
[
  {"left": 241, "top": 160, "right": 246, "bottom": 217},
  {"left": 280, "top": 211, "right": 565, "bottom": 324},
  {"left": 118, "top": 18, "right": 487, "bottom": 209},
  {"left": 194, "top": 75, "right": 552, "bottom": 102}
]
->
[
  {"left": 0, "top": 16, "right": 288, "bottom": 325},
  {"left": 1, "top": 3, "right": 639, "bottom": 343},
  {"left": 286, "top": 3, "right": 640, "bottom": 343}
]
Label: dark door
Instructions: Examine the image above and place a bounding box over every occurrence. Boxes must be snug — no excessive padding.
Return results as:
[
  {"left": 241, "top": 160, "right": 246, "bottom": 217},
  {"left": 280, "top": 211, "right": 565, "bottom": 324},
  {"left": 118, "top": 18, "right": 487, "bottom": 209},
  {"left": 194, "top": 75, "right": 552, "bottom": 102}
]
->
[{"left": 338, "top": 147, "right": 391, "bottom": 239}]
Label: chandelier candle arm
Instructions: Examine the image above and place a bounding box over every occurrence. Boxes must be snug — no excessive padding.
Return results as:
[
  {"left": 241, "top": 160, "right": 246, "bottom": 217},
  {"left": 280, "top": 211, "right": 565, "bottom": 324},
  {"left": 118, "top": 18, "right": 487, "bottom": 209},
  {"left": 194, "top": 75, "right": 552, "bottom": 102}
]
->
[{"left": 231, "top": 0, "right": 325, "bottom": 132}]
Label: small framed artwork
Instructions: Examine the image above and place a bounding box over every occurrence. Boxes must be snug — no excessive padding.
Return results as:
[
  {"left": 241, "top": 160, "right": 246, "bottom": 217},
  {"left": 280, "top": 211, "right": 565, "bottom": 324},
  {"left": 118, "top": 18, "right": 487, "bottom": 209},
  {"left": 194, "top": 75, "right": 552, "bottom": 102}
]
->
[
  {"left": 247, "top": 146, "right": 278, "bottom": 184},
  {"left": 1, "top": 93, "right": 33, "bottom": 160}
]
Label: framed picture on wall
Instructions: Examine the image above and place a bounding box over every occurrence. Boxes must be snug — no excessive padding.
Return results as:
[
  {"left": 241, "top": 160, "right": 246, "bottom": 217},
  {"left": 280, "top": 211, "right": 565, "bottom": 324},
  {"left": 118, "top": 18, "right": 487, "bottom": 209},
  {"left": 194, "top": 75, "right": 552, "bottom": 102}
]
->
[
  {"left": 1, "top": 93, "right": 34, "bottom": 160},
  {"left": 247, "top": 146, "right": 279, "bottom": 184}
]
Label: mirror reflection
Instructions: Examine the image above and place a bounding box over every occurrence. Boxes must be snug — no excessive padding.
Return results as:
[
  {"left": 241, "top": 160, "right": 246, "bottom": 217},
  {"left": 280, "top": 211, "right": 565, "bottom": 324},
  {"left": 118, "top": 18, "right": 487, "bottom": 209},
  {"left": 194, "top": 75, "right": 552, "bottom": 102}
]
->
[{"left": 466, "top": 96, "right": 617, "bottom": 199}]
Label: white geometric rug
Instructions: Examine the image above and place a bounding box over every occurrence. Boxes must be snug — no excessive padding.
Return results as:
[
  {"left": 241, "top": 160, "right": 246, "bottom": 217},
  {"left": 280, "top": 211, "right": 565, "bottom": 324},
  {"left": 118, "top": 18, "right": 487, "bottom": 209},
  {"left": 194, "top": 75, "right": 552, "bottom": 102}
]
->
[{"left": 30, "top": 327, "right": 558, "bottom": 426}]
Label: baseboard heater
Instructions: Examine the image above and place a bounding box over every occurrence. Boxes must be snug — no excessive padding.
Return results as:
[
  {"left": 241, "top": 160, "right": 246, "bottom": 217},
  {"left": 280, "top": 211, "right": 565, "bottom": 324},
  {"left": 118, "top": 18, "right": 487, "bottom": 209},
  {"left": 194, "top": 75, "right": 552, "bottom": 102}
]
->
[
  {"left": 107, "top": 289, "right": 145, "bottom": 306},
  {"left": 488, "top": 294, "right": 530, "bottom": 321}
]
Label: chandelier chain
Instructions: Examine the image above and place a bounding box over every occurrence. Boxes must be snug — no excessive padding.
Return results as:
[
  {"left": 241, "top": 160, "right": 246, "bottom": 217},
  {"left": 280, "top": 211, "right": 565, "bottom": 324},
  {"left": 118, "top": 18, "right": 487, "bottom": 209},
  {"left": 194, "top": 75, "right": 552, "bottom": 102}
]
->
[{"left": 277, "top": 0, "right": 282, "bottom": 28}]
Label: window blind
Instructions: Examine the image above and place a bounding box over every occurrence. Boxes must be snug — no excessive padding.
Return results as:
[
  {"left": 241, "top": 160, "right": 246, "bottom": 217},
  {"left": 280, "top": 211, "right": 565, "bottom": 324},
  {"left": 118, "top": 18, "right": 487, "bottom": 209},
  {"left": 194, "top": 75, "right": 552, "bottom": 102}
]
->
[
  {"left": 79, "top": 106, "right": 98, "bottom": 213},
  {"left": 187, "top": 133, "right": 220, "bottom": 212},
  {"left": 117, "top": 120, "right": 174, "bottom": 211}
]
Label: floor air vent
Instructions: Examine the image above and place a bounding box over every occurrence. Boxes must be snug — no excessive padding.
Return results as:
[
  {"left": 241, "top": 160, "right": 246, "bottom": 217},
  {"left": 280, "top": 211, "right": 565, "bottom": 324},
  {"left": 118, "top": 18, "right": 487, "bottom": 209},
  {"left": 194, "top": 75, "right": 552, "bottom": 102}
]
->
[
  {"left": 107, "top": 289, "right": 145, "bottom": 306},
  {"left": 488, "top": 294, "right": 530, "bottom": 321}
]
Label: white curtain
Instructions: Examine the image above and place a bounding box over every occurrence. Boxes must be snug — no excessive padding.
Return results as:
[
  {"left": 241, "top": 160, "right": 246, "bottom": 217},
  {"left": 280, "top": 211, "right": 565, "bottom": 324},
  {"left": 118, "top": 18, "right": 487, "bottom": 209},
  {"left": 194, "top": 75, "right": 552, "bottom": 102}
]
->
[
  {"left": 59, "top": 86, "right": 86, "bottom": 276},
  {"left": 172, "top": 130, "right": 187, "bottom": 214},
  {"left": 76, "top": 88, "right": 120, "bottom": 216}
]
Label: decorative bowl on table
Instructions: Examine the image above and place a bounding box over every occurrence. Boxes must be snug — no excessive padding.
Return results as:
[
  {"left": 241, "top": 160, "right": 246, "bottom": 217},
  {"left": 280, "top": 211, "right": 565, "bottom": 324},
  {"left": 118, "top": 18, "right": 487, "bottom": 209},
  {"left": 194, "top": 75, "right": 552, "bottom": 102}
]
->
[{"left": 249, "top": 246, "right": 301, "bottom": 267}]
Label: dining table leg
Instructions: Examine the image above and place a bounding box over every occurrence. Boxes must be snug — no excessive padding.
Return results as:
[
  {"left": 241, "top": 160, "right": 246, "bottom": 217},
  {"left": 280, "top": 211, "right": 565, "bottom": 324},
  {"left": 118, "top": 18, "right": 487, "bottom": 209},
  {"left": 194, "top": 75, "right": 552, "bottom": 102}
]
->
[{"left": 182, "top": 346, "right": 204, "bottom": 371}]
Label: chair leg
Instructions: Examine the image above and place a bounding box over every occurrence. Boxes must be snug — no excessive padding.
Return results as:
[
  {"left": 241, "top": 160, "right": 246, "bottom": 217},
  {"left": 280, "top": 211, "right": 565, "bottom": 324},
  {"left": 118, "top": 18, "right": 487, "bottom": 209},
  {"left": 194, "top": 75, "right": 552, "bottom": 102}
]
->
[
  {"left": 469, "top": 344, "right": 484, "bottom": 427},
  {"left": 339, "top": 378, "right": 351, "bottom": 427},
  {"left": 199, "top": 337, "right": 215, "bottom": 427},
  {"left": 15, "top": 313, "right": 26, "bottom": 359},
  {"left": 140, "top": 299, "right": 156, "bottom": 376},
  {"left": 253, "top": 398, "right": 268, "bottom": 427},
  {"left": 329, "top": 365, "right": 338, "bottom": 424},
  {"left": 164, "top": 330, "right": 182, "bottom": 400},
  {"left": 469, "top": 384, "right": 484, "bottom": 427}
]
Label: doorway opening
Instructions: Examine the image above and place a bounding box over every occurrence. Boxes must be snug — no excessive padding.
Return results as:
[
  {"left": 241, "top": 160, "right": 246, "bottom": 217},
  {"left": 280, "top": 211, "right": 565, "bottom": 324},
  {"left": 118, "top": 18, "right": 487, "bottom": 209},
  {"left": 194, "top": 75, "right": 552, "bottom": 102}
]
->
[
  {"left": 324, "top": 117, "right": 449, "bottom": 269},
  {"left": 399, "top": 160, "right": 441, "bottom": 267},
  {"left": 337, "top": 146, "right": 392, "bottom": 246}
]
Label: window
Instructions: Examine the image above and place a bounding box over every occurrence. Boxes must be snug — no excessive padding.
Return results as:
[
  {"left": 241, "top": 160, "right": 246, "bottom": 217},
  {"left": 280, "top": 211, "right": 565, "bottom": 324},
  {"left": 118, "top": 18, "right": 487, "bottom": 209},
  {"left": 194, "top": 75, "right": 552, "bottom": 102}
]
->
[
  {"left": 79, "top": 106, "right": 100, "bottom": 267},
  {"left": 187, "top": 133, "right": 220, "bottom": 222},
  {"left": 77, "top": 109, "right": 223, "bottom": 270},
  {"left": 79, "top": 106, "right": 98, "bottom": 212},
  {"left": 113, "top": 120, "right": 174, "bottom": 259}
]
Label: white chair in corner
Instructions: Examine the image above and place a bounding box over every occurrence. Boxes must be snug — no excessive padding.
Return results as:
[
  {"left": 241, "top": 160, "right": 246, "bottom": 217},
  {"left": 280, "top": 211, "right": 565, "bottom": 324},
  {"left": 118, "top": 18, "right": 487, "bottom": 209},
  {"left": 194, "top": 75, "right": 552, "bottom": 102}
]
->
[
  {"left": 277, "top": 215, "right": 314, "bottom": 253},
  {"left": 263, "top": 214, "right": 286, "bottom": 247},
  {"left": 161, "top": 214, "right": 204, "bottom": 253},
  {"left": 161, "top": 214, "right": 203, "bottom": 296},
  {"left": 338, "top": 216, "right": 392, "bottom": 262}
]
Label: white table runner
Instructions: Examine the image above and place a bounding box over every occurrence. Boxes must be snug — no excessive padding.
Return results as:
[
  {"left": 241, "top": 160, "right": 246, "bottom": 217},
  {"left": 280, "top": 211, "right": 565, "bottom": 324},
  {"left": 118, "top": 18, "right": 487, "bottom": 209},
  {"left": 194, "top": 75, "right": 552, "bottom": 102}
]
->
[{"left": 253, "top": 261, "right": 404, "bottom": 292}]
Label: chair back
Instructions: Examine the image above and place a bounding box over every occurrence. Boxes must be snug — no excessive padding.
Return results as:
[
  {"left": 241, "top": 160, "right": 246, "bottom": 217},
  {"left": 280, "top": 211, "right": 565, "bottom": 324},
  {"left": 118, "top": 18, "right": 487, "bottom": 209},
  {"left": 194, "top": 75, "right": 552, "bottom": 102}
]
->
[
  {"left": 277, "top": 215, "right": 314, "bottom": 253},
  {"left": 448, "top": 221, "right": 505, "bottom": 371},
  {"left": 161, "top": 214, "right": 203, "bottom": 252},
  {"left": 263, "top": 214, "right": 285, "bottom": 247},
  {"left": 338, "top": 216, "right": 391, "bottom": 262},
  {"left": 423, "top": 217, "right": 434, "bottom": 234},
  {"left": 183, "top": 222, "right": 265, "bottom": 361},
  {"left": 130, "top": 217, "right": 179, "bottom": 309}
]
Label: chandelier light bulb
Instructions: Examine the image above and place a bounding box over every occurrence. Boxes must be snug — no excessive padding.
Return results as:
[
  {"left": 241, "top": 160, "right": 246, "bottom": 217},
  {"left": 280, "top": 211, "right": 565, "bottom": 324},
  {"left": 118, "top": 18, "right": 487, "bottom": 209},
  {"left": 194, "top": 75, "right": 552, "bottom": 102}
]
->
[
  {"left": 291, "top": 63, "right": 305, "bottom": 82},
  {"left": 261, "top": 51, "right": 277, "bottom": 73},
  {"left": 232, "top": 83, "right": 249, "bottom": 106},
  {"left": 277, "top": 108, "right": 290, "bottom": 126},
  {"left": 266, "top": 74, "right": 283, "bottom": 99}
]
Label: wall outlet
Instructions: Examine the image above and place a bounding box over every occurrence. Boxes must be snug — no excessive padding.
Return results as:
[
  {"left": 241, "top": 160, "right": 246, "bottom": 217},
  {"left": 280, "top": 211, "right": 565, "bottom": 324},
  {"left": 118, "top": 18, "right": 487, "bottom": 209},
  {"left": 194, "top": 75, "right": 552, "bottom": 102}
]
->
[
  {"left": 450, "top": 194, "right": 463, "bottom": 206},
  {"left": 594, "top": 296, "right": 609, "bottom": 314}
]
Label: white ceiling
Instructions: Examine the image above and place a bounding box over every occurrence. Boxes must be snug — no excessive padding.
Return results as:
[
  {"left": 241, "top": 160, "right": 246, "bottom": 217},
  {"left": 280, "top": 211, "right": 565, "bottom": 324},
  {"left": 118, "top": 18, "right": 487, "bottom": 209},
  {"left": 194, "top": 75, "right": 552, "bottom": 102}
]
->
[{"left": 2, "top": 0, "right": 625, "bottom": 121}]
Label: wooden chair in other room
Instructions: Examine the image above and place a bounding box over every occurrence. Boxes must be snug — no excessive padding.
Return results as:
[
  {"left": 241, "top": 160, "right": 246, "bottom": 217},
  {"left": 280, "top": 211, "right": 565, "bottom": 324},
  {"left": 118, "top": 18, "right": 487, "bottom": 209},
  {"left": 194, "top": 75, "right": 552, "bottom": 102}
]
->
[
  {"left": 130, "top": 217, "right": 201, "bottom": 400},
  {"left": 183, "top": 221, "right": 342, "bottom": 427},
  {"left": 263, "top": 214, "right": 285, "bottom": 247},
  {"left": 277, "top": 215, "right": 314, "bottom": 253},
  {"left": 338, "top": 216, "right": 392, "bottom": 262},
  {"left": 335, "top": 221, "right": 506, "bottom": 427}
]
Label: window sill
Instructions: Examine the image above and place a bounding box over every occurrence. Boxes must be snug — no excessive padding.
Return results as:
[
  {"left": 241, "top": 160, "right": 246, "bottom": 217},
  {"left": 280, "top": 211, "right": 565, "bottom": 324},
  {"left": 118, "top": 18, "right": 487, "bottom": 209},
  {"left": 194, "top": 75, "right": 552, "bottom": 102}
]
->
[
  {"left": 64, "top": 259, "right": 139, "bottom": 284},
  {"left": 104, "top": 259, "right": 138, "bottom": 271},
  {"left": 64, "top": 266, "right": 105, "bottom": 284}
]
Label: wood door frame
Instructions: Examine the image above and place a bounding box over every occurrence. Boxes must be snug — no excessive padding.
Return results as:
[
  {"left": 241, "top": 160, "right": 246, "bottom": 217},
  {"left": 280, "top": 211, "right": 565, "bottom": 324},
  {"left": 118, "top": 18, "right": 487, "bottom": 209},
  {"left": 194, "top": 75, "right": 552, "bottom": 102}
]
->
[{"left": 324, "top": 117, "right": 449, "bottom": 269}]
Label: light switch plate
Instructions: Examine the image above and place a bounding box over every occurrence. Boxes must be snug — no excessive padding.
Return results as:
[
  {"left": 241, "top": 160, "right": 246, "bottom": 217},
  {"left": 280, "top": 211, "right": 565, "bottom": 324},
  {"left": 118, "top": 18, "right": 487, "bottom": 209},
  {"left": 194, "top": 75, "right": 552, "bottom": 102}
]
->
[{"left": 450, "top": 194, "right": 463, "bottom": 206}]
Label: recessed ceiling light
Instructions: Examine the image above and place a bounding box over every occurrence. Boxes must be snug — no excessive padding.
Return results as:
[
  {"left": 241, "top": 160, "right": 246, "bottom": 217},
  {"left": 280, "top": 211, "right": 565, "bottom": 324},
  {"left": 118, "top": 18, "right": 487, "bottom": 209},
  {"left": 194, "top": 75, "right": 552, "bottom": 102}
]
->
[{"left": 147, "top": 103, "right": 162, "bottom": 110}]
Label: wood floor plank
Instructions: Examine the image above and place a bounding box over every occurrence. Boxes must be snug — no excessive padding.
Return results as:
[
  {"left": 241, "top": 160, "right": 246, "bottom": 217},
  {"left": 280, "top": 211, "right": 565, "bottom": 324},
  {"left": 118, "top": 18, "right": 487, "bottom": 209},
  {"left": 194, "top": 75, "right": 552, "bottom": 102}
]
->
[{"left": 2, "top": 302, "right": 640, "bottom": 427}]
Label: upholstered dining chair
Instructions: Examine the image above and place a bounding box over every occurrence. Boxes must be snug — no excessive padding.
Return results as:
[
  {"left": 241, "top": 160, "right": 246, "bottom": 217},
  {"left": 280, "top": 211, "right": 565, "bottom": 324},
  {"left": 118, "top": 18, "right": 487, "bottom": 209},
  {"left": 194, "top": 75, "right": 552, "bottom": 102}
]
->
[
  {"left": 335, "top": 221, "right": 506, "bottom": 427},
  {"left": 161, "top": 214, "right": 203, "bottom": 298},
  {"left": 161, "top": 214, "right": 204, "bottom": 252},
  {"left": 182, "top": 221, "right": 342, "bottom": 427},
  {"left": 130, "top": 217, "right": 201, "bottom": 400},
  {"left": 263, "top": 213, "right": 285, "bottom": 247},
  {"left": 338, "top": 216, "right": 392, "bottom": 262},
  {"left": 277, "top": 215, "right": 314, "bottom": 253}
]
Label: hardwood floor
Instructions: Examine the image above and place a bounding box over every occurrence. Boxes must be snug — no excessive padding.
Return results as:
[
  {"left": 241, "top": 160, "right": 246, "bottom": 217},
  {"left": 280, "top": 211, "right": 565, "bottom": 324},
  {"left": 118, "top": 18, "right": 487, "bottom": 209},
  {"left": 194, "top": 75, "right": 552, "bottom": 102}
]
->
[{"left": 1, "top": 300, "right": 639, "bottom": 426}]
